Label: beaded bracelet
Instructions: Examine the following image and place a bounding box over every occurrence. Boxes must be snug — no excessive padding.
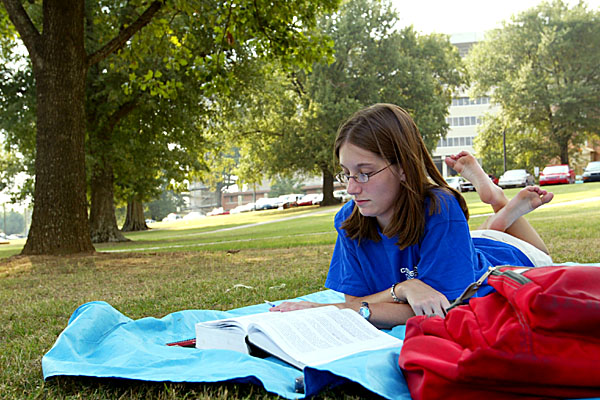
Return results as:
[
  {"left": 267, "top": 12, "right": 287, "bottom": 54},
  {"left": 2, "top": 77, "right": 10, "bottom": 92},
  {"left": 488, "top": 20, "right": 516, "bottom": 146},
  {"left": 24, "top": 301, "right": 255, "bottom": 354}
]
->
[{"left": 390, "top": 282, "right": 402, "bottom": 303}]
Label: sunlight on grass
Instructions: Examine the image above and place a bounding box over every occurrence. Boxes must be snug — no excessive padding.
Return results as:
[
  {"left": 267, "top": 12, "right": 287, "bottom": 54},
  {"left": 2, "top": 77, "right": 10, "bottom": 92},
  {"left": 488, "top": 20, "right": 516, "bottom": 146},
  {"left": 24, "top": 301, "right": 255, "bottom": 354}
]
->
[
  {"left": 146, "top": 204, "right": 334, "bottom": 231},
  {"left": 97, "top": 211, "right": 337, "bottom": 253}
]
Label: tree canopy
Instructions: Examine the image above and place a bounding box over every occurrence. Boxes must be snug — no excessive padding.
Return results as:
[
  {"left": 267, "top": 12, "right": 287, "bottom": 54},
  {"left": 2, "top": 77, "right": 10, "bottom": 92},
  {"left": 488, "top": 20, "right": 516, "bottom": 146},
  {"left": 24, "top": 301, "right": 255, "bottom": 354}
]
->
[
  {"left": 0, "top": 0, "right": 340, "bottom": 254},
  {"left": 467, "top": 0, "right": 600, "bottom": 167},
  {"left": 227, "top": 0, "right": 466, "bottom": 202}
]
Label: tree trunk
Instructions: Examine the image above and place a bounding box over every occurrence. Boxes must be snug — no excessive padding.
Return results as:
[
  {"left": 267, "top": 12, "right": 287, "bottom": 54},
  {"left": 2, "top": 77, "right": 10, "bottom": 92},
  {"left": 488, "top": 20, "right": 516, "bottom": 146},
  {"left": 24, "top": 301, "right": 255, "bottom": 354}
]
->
[
  {"left": 87, "top": 86, "right": 136, "bottom": 243},
  {"left": 22, "top": 1, "right": 94, "bottom": 255},
  {"left": 215, "top": 181, "right": 224, "bottom": 208},
  {"left": 559, "top": 140, "right": 570, "bottom": 165},
  {"left": 121, "top": 199, "right": 148, "bottom": 232},
  {"left": 89, "top": 158, "right": 130, "bottom": 243},
  {"left": 320, "top": 167, "right": 337, "bottom": 206}
]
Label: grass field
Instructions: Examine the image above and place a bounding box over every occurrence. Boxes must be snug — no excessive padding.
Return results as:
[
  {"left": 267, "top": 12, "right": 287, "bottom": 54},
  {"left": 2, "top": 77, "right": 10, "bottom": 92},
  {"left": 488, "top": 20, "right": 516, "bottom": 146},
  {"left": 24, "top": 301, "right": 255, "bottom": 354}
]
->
[{"left": 1, "top": 182, "right": 599, "bottom": 399}]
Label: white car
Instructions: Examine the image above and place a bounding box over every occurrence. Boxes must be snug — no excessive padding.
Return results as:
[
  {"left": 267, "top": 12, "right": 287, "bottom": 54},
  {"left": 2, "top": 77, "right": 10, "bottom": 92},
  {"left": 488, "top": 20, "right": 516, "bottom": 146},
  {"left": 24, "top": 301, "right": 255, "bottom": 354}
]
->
[
  {"left": 206, "top": 207, "right": 225, "bottom": 216},
  {"left": 162, "top": 213, "right": 182, "bottom": 222},
  {"left": 255, "top": 197, "right": 280, "bottom": 210},
  {"left": 183, "top": 211, "right": 205, "bottom": 220},
  {"left": 498, "top": 169, "right": 535, "bottom": 188},
  {"left": 582, "top": 161, "right": 600, "bottom": 183},
  {"left": 230, "top": 202, "right": 255, "bottom": 214},
  {"left": 333, "top": 189, "right": 352, "bottom": 202},
  {"left": 445, "top": 176, "right": 474, "bottom": 193},
  {"left": 278, "top": 194, "right": 304, "bottom": 208},
  {"left": 298, "top": 193, "right": 323, "bottom": 206}
]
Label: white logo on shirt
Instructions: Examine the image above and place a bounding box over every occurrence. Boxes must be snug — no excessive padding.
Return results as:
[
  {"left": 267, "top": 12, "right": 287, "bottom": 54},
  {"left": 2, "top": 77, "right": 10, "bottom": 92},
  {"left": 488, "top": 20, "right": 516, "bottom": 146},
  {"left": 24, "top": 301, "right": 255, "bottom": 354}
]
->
[{"left": 400, "top": 266, "right": 418, "bottom": 280}]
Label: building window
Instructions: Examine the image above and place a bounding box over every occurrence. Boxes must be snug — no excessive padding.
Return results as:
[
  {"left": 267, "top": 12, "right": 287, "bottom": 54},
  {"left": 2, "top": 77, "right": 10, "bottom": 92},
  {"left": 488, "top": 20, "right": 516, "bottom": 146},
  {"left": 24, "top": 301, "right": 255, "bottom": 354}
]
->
[
  {"left": 437, "top": 136, "right": 476, "bottom": 148},
  {"left": 451, "top": 96, "right": 490, "bottom": 107},
  {"left": 447, "top": 116, "right": 482, "bottom": 127}
]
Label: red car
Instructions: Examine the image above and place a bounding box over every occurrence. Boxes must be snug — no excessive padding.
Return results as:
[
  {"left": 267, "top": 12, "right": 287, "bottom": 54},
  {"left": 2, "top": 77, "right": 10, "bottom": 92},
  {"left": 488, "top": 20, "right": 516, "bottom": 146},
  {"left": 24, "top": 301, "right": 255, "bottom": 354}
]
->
[
  {"left": 488, "top": 174, "right": 499, "bottom": 185},
  {"left": 539, "top": 164, "right": 575, "bottom": 185}
]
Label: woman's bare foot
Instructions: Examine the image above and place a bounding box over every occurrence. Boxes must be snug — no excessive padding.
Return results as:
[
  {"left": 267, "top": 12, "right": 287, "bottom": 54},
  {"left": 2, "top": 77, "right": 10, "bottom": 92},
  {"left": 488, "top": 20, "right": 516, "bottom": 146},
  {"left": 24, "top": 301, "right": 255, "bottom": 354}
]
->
[
  {"left": 445, "top": 151, "right": 506, "bottom": 210},
  {"left": 487, "top": 186, "right": 553, "bottom": 232}
]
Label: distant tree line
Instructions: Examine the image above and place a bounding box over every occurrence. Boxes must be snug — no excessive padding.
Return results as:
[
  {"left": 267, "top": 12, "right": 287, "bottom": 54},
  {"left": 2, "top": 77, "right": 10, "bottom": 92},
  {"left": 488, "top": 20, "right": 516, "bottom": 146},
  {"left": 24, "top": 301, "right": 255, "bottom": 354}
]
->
[{"left": 0, "top": 209, "right": 25, "bottom": 236}]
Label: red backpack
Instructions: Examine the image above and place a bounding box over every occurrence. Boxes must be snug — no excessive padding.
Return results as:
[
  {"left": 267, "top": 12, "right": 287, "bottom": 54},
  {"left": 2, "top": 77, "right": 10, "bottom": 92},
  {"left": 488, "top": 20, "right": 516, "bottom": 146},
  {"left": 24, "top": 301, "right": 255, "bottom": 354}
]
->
[{"left": 399, "top": 265, "right": 600, "bottom": 400}]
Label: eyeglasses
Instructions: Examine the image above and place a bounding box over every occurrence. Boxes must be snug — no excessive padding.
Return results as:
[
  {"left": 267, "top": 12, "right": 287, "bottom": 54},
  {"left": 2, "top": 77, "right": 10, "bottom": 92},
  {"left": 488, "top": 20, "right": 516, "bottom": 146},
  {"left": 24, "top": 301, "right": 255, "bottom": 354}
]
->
[{"left": 335, "top": 165, "right": 391, "bottom": 184}]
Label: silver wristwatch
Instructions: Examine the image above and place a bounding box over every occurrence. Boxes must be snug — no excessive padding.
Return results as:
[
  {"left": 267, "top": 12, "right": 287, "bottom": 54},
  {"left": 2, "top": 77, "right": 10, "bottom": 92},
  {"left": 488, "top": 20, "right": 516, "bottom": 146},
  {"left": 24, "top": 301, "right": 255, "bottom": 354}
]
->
[{"left": 358, "top": 301, "right": 371, "bottom": 321}]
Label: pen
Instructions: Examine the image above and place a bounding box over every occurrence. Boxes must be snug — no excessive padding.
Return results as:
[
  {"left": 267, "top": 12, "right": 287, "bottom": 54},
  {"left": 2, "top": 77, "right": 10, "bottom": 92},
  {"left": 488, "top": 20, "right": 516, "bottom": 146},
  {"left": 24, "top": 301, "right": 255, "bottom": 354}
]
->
[{"left": 264, "top": 300, "right": 276, "bottom": 307}]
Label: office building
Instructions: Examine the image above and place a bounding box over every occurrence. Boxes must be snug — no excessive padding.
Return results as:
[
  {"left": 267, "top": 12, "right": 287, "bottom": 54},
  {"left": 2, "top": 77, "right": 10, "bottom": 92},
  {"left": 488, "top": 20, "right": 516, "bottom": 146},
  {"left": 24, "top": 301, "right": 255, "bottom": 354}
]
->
[{"left": 432, "top": 32, "right": 499, "bottom": 177}]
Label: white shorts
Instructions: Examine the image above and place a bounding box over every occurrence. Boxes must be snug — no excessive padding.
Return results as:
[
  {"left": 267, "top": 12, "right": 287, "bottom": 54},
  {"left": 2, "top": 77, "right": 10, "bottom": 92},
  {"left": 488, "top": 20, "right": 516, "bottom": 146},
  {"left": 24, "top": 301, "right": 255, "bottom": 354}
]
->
[{"left": 471, "top": 229, "right": 553, "bottom": 268}]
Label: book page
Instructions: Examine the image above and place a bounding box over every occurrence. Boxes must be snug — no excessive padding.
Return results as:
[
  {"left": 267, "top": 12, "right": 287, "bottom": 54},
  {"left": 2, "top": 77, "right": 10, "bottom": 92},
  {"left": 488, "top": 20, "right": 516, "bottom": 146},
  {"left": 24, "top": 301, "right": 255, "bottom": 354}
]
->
[
  {"left": 246, "top": 306, "right": 402, "bottom": 367},
  {"left": 195, "top": 313, "right": 263, "bottom": 353}
]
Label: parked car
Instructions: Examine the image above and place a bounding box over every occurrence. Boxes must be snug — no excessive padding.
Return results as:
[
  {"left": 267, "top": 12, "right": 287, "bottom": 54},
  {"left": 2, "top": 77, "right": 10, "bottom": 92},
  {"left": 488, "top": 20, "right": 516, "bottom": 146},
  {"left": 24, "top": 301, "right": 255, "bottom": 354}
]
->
[
  {"left": 230, "top": 202, "right": 255, "bottom": 214},
  {"left": 445, "top": 176, "right": 461, "bottom": 191},
  {"left": 498, "top": 169, "right": 535, "bottom": 188},
  {"left": 582, "top": 161, "right": 600, "bottom": 183},
  {"left": 161, "top": 213, "right": 182, "bottom": 222},
  {"left": 459, "top": 179, "right": 474, "bottom": 192},
  {"left": 207, "top": 207, "right": 229, "bottom": 216},
  {"left": 278, "top": 193, "right": 304, "bottom": 209},
  {"left": 312, "top": 193, "right": 324, "bottom": 205},
  {"left": 445, "top": 176, "right": 474, "bottom": 193},
  {"left": 297, "top": 193, "right": 322, "bottom": 206},
  {"left": 539, "top": 164, "right": 575, "bottom": 185},
  {"left": 488, "top": 174, "right": 499, "bottom": 185},
  {"left": 333, "top": 189, "right": 352, "bottom": 202},
  {"left": 182, "top": 211, "right": 205, "bottom": 220},
  {"left": 254, "top": 197, "right": 280, "bottom": 210}
]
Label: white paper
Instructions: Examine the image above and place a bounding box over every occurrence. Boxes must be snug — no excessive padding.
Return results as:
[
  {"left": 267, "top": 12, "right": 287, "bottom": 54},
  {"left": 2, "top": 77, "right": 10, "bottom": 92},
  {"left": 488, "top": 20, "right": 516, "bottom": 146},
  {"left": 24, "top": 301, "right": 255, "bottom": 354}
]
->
[
  {"left": 195, "top": 306, "right": 403, "bottom": 369},
  {"left": 246, "top": 306, "right": 402, "bottom": 367}
]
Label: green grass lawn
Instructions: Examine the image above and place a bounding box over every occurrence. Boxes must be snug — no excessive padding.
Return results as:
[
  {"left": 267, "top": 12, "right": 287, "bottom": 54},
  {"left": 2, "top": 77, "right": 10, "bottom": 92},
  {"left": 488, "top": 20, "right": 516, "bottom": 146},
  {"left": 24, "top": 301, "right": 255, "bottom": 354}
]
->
[{"left": 1, "top": 182, "right": 599, "bottom": 399}]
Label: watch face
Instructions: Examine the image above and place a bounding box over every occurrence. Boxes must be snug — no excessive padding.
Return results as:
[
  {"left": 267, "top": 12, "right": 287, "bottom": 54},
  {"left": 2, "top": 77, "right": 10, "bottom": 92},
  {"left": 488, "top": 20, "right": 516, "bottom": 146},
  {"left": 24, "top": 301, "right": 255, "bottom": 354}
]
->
[{"left": 359, "top": 302, "right": 371, "bottom": 320}]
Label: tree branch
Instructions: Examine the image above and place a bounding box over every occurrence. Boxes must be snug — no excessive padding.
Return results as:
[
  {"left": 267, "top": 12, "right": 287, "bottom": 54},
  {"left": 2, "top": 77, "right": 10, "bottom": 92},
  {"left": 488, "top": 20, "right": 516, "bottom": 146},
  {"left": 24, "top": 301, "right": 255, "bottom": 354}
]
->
[
  {"left": 240, "top": 129, "right": 283, "bottom": 137},
  {"left": 1, "top": 0, "right": 41, "bottom": 61},
  {"left": 214, "top": 2, "right": 234, "bottom": 74},
  {"left": 105, "top": 99, "right": 138, "bottom": 133},
  {"left": 289, "top": 72, "right": 306, "bottom": 97},
  {"left": 87, "top": 1, "right": 163, "bottom": 67},
  {"left": 252, "top": 0, "right": 274, "bottom": 42}
]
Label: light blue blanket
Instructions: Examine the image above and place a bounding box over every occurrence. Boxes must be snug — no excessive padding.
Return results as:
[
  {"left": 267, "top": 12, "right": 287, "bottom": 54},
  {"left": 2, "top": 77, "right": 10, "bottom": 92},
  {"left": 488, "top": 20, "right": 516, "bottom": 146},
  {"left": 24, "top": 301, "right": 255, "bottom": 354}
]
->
[
  {"left": 42, "top": 263, "right": 600, "bottom": 400},
  {"left": 42, "top": 290, "right": 411, "bottom": 399}
]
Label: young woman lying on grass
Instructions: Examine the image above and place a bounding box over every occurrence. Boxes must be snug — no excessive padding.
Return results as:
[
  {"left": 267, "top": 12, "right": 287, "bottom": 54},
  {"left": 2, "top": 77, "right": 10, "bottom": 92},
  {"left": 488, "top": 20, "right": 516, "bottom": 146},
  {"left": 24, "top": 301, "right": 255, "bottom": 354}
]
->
[{"left": 271, "top": 103, "right": 553, "bottom": 328}]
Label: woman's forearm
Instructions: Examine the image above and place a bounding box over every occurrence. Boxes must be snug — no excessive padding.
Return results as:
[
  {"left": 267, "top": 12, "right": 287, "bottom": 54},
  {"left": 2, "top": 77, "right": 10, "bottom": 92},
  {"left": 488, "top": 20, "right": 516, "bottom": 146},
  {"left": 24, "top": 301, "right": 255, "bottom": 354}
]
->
[{"left": 341, "top": 300, "right": 415, "bottom": 329}]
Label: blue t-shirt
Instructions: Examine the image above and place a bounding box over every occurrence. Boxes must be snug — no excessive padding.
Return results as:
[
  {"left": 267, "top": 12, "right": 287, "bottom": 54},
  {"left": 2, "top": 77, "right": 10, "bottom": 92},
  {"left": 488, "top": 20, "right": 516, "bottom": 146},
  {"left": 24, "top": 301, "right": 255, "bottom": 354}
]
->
[{"left": 325, "top": 190, "right": 533, "bottom": 300}]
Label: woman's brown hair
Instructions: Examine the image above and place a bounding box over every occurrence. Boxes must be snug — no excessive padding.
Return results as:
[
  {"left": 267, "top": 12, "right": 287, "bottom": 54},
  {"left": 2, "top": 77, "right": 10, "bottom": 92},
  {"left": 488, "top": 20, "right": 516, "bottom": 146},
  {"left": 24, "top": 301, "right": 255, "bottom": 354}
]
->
[{"left": 334, "top": 103, "right": 469, "bottom": 249}]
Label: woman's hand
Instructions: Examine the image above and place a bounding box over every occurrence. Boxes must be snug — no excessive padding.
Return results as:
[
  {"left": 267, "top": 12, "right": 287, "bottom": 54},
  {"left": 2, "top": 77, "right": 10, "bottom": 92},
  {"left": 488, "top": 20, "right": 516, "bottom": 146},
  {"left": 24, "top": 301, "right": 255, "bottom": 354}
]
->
[
  {"left": 269, "top": 301, "right": 324, "bottom": 312},
  {"left": 395, "top": 279, "right": 451, "bottom": 317}
]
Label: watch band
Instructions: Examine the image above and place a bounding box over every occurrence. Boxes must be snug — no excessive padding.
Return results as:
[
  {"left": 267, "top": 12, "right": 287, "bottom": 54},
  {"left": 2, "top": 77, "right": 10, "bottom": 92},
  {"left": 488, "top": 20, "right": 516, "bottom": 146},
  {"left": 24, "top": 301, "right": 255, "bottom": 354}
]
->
[{"left": 391, "top": 282, "right": 402, "bottom": 303}]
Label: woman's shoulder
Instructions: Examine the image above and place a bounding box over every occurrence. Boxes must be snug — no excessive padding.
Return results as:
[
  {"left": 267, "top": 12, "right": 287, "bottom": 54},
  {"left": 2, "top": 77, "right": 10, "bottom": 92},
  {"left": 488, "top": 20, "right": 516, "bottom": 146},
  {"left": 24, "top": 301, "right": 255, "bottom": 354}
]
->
[
  {"left": 429, "top": 186, "right": 455, "bottom": 200},
  {"left": 425, "top": 187, "right": 465, "bottom": 220}
]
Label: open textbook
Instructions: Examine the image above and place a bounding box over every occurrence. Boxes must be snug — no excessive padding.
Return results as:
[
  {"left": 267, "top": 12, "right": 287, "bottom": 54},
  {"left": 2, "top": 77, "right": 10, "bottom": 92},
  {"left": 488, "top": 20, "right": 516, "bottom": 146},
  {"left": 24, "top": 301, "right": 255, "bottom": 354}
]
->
[{"left": 195, "top": 305, "right": 402, "bottom": 370}]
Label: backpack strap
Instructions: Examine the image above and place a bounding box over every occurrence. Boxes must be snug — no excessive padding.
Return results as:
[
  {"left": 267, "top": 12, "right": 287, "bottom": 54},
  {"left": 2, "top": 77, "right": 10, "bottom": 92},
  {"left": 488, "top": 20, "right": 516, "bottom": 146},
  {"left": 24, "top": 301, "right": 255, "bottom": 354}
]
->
[{"left": 446, "top": 265, "right": 532, "bottom": 312}]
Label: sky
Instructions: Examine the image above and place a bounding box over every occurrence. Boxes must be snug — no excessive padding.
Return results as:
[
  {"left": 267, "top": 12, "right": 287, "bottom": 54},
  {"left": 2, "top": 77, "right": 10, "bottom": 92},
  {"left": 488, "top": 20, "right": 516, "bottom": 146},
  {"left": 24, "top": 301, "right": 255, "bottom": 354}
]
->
[{"left": 391, "top": 0, "right": 600, "bottom": 35}]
